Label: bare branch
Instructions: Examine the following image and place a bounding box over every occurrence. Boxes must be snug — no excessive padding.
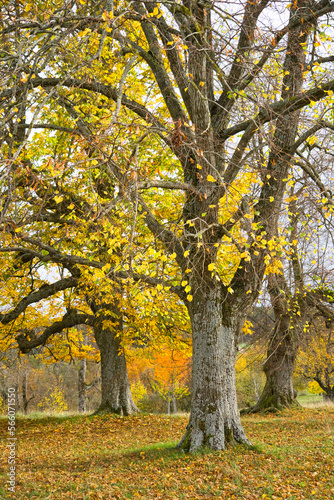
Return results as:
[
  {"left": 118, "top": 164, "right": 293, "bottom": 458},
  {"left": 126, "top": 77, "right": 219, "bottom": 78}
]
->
[{"left": 136, "top": 180, "right": 199, "bottom": 193}]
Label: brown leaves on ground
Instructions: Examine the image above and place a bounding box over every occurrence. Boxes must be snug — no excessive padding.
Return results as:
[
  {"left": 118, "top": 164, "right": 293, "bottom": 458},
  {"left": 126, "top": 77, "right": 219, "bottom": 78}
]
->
[{"left": 0, "top": 408, "right": 333, "bottom": 499}]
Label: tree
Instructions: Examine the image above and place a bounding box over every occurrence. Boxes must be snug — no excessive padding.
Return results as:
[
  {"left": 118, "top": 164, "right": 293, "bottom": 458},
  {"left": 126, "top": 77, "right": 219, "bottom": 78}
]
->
[
  {"left": 2, "top": 0, "right": 334, "bottom": 451},
  {"left": 297, "top": 314, "right": 334, "bottom": 402},
  {"left": 243, "top": 178, "right": 334, "bottom": 413}
]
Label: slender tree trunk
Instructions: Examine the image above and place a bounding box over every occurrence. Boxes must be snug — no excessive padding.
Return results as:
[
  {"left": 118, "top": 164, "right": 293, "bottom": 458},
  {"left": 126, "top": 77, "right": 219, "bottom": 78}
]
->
[
  {"left": 172, "top": 393, "right": 177, "bottom": 414},
  {"left": 167, "top": 400, "right": 171, "bottom": 415},
  {"left": 93, "top": 303, "right": 138, "bottom": 416},
  {"left": 22, "top": 372, "right": 28, "bottom": 414},
  {"left": 178, "top": 286, "right": 250, "bottom": 452},
  {"left": 22, "top": 370, "right": 34, "bottom": 414},
  {"left": 78, "top": 358, "right": 87, "bottom": 413},
  {"left": 15, "top": 385, "right": 21, "bottom": 413}
]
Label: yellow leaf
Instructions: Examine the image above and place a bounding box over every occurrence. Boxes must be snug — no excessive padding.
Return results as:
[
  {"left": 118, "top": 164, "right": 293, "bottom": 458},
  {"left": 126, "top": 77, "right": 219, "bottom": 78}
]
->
[
  {"left": 208, "top": 263, "right": 215, "bottom": 271},
  {"left": 181, "top": 281, "right": 188, "bottom": 287},
  {"left": 269, "top": 196, "right": 274, "bottom": 202},
  {"left": 54, "top": 195, "right": 63, "bottom": 204},
  {"left": 184, "top": 250, "right": 190, "bottom": 257},
  {"left": 187, "top": 295, "right": 193, "bottom": 302},
  {"left": 207, "top": 175, "right": 216, "bottom": 182}
]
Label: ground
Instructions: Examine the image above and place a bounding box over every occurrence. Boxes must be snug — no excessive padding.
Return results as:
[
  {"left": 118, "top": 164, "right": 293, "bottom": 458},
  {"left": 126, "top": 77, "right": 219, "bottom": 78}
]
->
[{"left": 0, "top": 407, "right": 333, "bottom": 499}]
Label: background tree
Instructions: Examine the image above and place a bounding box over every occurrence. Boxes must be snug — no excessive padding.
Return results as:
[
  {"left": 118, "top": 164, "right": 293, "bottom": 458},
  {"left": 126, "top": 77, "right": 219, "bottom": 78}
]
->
[{"left": 296, "top": 315, "right": 334, "bottom": 402}]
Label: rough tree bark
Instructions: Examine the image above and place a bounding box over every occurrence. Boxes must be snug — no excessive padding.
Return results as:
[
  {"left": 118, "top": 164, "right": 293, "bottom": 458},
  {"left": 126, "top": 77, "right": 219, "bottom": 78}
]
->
[
  {"left": 93, "top": 301, "right": 138, "bottom": 416},
  {"left": 178, "top": 285, "right": 250, "bottom": 451}
]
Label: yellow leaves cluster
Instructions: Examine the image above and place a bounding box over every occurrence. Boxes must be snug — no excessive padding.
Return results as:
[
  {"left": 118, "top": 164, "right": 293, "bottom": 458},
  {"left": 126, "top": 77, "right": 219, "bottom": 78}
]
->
[{"left": 37, "top": 387, "right": 68, "bottom": 412}]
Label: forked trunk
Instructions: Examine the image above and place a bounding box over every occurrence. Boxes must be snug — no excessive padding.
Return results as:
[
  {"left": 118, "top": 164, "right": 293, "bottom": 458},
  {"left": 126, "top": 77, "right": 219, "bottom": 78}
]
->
[
  {"left": 178, "top": 287, "right": 250, "bottom": 452},
  {"left": 93, "top": 306, "right": 138, "bottom": 416}
]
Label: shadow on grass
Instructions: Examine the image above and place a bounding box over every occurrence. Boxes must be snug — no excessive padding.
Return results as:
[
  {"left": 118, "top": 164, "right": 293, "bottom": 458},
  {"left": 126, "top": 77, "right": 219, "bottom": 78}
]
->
[
  {"left": 123, "top": 441, "right": 181, "bottom": 461},
  {"left": 123, "top": 439, "right": 266, "bottom": 462}
]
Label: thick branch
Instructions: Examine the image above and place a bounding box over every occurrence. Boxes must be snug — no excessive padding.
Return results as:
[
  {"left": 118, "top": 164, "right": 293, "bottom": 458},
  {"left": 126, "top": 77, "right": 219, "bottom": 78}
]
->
[
  {"left": 0, "top": 77, "right": 168, "bottom": 134},
  {"left": 220, "top": 78, "right": 334, "bottom": 141},
  {"left": 15, "top": 310, "right": 95, "bottom": 353},
  {"left": 0, "top": 276, "right": 79, "bottom": 325},
  {"left": 136, "top": 180, "right": 199, "bottom": 193},
  {"left": 213, "top": 0, "right": 269, "bottom": 130}
]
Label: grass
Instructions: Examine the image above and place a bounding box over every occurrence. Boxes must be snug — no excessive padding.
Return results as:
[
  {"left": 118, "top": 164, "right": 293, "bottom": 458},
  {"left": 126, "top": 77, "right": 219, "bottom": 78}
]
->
[
  {"left": 297, "top": 392, "right": 334, "bottom": 408},
  {"left": 0, "top": 408, "right": 333, "bottom": 499}
]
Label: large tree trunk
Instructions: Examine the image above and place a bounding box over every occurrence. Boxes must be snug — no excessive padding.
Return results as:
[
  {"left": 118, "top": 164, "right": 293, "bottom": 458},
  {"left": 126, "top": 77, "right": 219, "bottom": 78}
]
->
[
  {"left": 178, "top": 286, "right": 250, "bottom": 452},
  {"left": 93, "top": 303, "right": 138, "bottom": 416}
]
